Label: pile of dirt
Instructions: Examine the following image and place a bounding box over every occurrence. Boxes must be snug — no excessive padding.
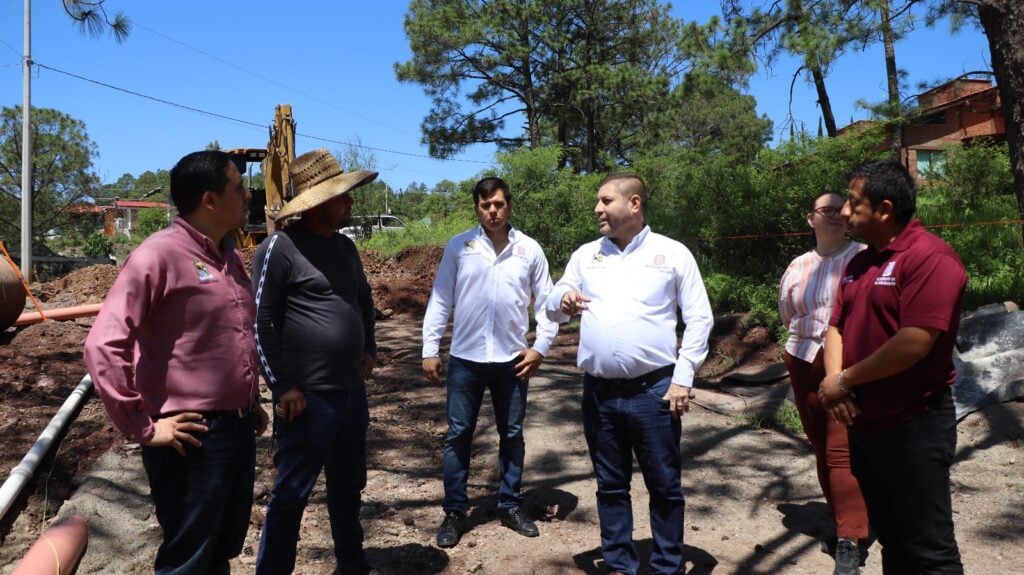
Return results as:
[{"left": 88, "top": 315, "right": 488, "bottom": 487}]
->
[
  {"left": 35, "top": 264, "right": 120, "bottom": 308},
  {"left": 362, "top": 246, "right": 442, "bottom": 317}
]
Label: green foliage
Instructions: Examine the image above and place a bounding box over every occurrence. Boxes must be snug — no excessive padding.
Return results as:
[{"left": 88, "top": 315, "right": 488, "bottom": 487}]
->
[
  {"left": 0, "top": 106, "right": 101, "bottom": 251},
  {"left": 917, "top": 140, "right": 1023, "bottom": 307},
  {"left": 361, "top": 212, "right": 477, "bottom": 258},
  {"left": 397, "top": 0, "right": 704, "bottom": 172},
  {"left": 83, "top": 233, "right": 113, "bottom": 258},
  {"left": 135, "top": 207, "right": 170, "bottom": 239}
]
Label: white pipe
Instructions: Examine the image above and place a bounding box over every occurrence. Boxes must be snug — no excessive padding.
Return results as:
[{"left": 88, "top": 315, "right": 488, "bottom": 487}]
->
[{"left": 0, "top": 374, "right": 93, "bottom": 522}]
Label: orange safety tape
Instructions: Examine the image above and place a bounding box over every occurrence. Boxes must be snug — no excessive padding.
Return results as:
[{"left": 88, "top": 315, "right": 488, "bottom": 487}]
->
[
  {"left": 0, "top": 241, "right": 47, "bottom": 322},
  {"left": 697, "top": 219, "right": 1024, "bottom": 242}
]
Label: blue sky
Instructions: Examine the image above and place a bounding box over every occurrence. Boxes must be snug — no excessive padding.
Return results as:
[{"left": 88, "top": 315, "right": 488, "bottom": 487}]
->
[{"left": 0, "top": 1, "right": 992, "bottom": 192}]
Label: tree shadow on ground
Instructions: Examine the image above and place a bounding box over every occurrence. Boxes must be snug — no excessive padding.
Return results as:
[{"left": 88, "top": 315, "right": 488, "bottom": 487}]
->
[{"left": 572, "top": 540, "right": 718, "bottom": 574}]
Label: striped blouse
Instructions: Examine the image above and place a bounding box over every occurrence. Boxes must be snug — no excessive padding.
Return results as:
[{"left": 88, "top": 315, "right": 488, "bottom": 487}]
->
[{"left": 778, "top": 241, "right": 866, "bottom": 362}]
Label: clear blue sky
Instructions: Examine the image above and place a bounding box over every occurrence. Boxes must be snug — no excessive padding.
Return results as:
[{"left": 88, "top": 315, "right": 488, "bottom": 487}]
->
[{"left": 0, "top": 1, "right": 992, "bottom": 192}]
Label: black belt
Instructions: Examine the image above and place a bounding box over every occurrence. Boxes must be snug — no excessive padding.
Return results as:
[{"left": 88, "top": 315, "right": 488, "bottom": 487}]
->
[
  {"left": 587, "top": 364, "right": 675, "bottom": 395},
  {"left": 200, "top": 407, "right": 252, "bottom": 419}
]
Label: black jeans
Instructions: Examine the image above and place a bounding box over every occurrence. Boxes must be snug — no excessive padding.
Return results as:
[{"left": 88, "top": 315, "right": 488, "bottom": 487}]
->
[
  {"left": 142, "top": 411, "right": 256, "bottom": 575},
  {"left": 849, "top": 388, "right": 963, "bottom": 574}
]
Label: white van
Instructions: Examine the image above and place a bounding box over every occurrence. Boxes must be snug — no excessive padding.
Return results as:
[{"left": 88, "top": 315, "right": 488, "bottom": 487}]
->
[{"left": 340, "top": 215, "right": 405, "bottom": 241}]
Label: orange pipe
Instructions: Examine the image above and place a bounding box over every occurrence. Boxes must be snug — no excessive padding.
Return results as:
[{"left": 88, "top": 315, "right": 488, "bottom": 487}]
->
[
  {"left": 11, "top": 515, "right": 89, "bottom": 575},
  {"left": 14, "top": 304, "right": 103, "bottom": 327}
]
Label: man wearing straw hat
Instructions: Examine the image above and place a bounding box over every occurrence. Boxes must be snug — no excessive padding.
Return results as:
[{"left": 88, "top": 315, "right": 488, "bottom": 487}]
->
[
  {"left": 85, "top": 150, "right": 269, "bottom": 575},
  {"left": 251, "top": 149, "right": 379, "bottom": 575}
]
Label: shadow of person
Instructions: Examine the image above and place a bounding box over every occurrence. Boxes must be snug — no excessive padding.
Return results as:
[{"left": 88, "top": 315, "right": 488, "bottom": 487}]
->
[
  {"left": 777, "top": 501, "right": 831, "bottom": 541},
  {"left": 364, "top": 542, "right": 450, "bottom": 574},
  {"left": 459, "top": 487, "right": 581, "bottom": 535},
  {"left": 572, "top": 540, "right": 718, "bottom": 574}
]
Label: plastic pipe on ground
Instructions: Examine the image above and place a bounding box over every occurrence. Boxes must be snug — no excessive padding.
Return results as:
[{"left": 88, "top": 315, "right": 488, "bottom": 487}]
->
[
  {"left": 13, "top": 304, "right": 103, "bottom": 327},
  {"left": 0, "top": 375, "right": 93, "bottom": 522},
  {"left": 10, "top": 514, "right": 89, "bottom": 575}
]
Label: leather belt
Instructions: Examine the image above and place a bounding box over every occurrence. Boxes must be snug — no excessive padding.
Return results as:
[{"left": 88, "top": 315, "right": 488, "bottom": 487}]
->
[{"left": 587, "top": 364, "right": 675, "bottom": 395}]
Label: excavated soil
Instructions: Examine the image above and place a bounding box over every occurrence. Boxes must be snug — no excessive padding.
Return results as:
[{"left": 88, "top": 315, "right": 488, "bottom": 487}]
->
[{"left": 1, "top": 254, "right": 1022, "bottom": 574}]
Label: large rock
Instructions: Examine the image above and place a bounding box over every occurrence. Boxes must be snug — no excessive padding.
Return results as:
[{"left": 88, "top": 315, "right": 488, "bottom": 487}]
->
[{"left": 953, "top": 302, "right": 1024, "bottom": 419}]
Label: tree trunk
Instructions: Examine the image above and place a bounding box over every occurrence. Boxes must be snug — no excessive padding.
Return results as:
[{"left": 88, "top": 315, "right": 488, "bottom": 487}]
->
[
  {"left": 880, "top": 0, "right": 901, "bottom": 158},
  {"left": 976, "top": 0, "right": 1024, "bottom": 241},
  {"left": 810, "top": 62, "right": 837, "bottom": 137}
]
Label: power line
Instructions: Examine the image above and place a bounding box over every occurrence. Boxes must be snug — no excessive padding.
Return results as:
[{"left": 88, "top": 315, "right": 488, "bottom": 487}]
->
[
  {"left": 34, "top": 62, "right": 490, "bottom": 165},
  {"left": 132, "top": 21, "right": 422, "bottom": 140},
  {"left": 0, "top": 35, "right": 19, "bottom": 57}
]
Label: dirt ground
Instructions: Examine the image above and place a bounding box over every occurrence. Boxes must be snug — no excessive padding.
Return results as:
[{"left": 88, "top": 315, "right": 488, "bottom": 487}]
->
[{"left": 1, "top": 255, "right": 1022, "bottom": 574}]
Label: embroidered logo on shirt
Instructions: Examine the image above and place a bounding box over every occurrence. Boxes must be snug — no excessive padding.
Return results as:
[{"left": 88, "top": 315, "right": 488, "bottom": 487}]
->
[
  {"left": 516, "top": 245, "right": 526, "bottom": 256},
  {"left": 592, "top": 252, "right": 604, "bottom": 262},
  {"left": 654, "top": 254, "right": 665, "bottom": 266},
  {"left": 194, "top": 260, "right": 215, "bottom": 283},
  {"left": 874, "top": 260, "right": 897, "bottom": 286},
  {"left": 464, "top": 240, "right": 477, "bottom": 250}
]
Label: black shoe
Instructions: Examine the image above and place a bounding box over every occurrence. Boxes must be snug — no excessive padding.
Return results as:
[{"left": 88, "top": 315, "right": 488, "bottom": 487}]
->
[
  {"left": 436, "top": 510, "right": 465, "bottom": 548},
  {"left": 833, "top": 538, "right": 861, "bottom": 575},
  {"left": 499, "top": 507, "right": 539, "bottom": 537}
]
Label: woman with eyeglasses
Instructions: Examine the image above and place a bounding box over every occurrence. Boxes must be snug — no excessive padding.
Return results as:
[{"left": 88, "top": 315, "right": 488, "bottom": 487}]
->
[{"left": 778, "top": 191, "right": 870, "bottom": 575}]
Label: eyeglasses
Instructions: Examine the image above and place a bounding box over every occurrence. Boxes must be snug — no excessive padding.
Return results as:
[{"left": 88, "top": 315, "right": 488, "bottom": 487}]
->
[{"left": 812, "top": 206, "right": 841, "bottom": 218}]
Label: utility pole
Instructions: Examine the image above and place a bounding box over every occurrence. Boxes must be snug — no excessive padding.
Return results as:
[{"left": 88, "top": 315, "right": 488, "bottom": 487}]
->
[{"left": 20, "top": 0, "right": 32, "bottom": 280}]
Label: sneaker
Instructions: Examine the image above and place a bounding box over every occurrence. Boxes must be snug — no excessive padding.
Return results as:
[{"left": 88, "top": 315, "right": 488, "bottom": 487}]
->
[
  {"left": 834, "top": 538, "right": 861, "bottom": 575},
  {"left": 436, "top": 510, "right": 465, "bottom": 548},
  {"left": 499, "top": 507, "right": 539, "bottom": 537}
]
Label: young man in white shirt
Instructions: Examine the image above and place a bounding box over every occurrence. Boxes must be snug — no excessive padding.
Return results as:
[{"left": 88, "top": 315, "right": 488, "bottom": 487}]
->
[
  {"left": 546, "top": 173, "right": 714, "bottom": 575},
  {"left": 422, "top": 177, "right": 559, "bottom": 548}
]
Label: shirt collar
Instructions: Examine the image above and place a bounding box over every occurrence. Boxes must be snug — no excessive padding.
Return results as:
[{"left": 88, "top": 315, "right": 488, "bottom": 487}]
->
[
  {"left": 172, "top": 216, "right": 237, "bottom": 257},
  {"left": 475, "top": 224, "right": 516, "bottom": 248},
  {"left": 602, "top": 225, "right": 650, "bottom": 255},
  {"left": 880, "top": 219, "right": 923, "bottom": 253}
]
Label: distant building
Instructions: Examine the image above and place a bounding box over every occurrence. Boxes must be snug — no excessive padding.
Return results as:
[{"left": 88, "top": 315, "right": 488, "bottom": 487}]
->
[
  {"left": 69, "top": 199, "right": 172, "bottom": 238},
  {"left": 838, "top": 75, "right": 1005, "bottom": 181}
]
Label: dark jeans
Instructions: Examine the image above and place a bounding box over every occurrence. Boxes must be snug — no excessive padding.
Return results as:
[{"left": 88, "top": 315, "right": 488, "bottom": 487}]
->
[
  {"left": 256, "top": 387, "right": 369, "bottom": 575},
  {"left": 142, "top": 411, "right": 256, "bottom": 575},
  {"left": 849, "top": 387, "right": 963, "bottom": 574},
  {"left": 582, "top": 368, "right": 684, "bottom": 575},
  {"left": 442, "top": 355, "right": 528, "bottom": 513}
]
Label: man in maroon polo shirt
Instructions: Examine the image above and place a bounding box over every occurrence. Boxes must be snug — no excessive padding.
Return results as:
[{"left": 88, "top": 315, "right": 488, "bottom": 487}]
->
[{"left": 818, "top": 160, "right": 965, "bottom": 574}]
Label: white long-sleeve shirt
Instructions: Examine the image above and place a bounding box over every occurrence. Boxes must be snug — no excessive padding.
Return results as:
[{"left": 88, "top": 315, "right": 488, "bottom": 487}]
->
[
  {"left": 422, "top": 226, "right": 558, "bottom": 362},
  {"left": 545, "top": 226, "right": 714, "bottom": 387}
]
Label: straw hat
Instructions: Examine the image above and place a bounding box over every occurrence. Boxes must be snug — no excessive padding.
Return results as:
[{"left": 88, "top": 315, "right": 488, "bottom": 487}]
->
[{"left": 274, "top": 149, "right": 378, "bottom": 221}]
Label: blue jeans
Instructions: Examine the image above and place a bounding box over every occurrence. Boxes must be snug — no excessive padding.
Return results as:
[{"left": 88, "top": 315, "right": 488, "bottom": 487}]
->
[
  {"left": 256, "top": 387, "right": 369, "bottom": 575},
  {"left": 582, "top": 369, "right": 684, "bottom": 575},
  {"left": 850, "top": 387, "right": 963, "bottom": 574},
  {"left": 142, "top": 411, "right": 256, "bottom": 575},
  {"left": 443, "top": 355, "right": 528, "bottom": 512}
]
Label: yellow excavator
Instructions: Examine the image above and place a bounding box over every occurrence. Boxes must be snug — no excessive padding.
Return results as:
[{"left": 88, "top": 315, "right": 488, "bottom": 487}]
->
[{"left": 227, "top": 104, "right": 296, "bottom": 247}]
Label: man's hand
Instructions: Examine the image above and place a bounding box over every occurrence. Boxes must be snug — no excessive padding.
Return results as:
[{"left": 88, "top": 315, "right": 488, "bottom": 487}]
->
[
  {"left": 147, "top": 412, "right": 208, "bottom": 457},
  {"left": 514, "top": 349, "right": 544, "bottom": 380},
  {"left": 818, "top": 373, "right": 860, "bottom": 425},
  {"left": 662, "top": 383, "right": 693, "bottom": 419},
  {"left": 560, "top": 291, "right": 591, "bottom": 316},
  {"left": 362, "top": 352, "right": 376, "bottom": 380},
  {"left": 254, "top": 403, "right": 269, "bottom": 436},
  {"left": 827, "top": 398, "right": 861, "bottom": 426},
  {"left": 275, "top": 388, "right": 307, "bottom": 422},
  {"left": 818, "top": 372, "right": 848, "bottom": 407},
  {"left": 422, "top": 357, "right": 443, "bottom": 385}
]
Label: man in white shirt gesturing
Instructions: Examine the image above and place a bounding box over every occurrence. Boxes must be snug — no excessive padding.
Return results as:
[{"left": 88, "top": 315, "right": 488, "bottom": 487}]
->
[
  {"left": 422, "top": 177, "right": 559, "bottom": 548},
  {"left": 546, "top": 173, "right": 713, "bottom": 575}
]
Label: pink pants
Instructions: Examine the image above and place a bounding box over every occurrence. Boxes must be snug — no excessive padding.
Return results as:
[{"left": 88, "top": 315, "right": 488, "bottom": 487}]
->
[{"left": 784, "top": 350, "right": 869, "bottom": 540}]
